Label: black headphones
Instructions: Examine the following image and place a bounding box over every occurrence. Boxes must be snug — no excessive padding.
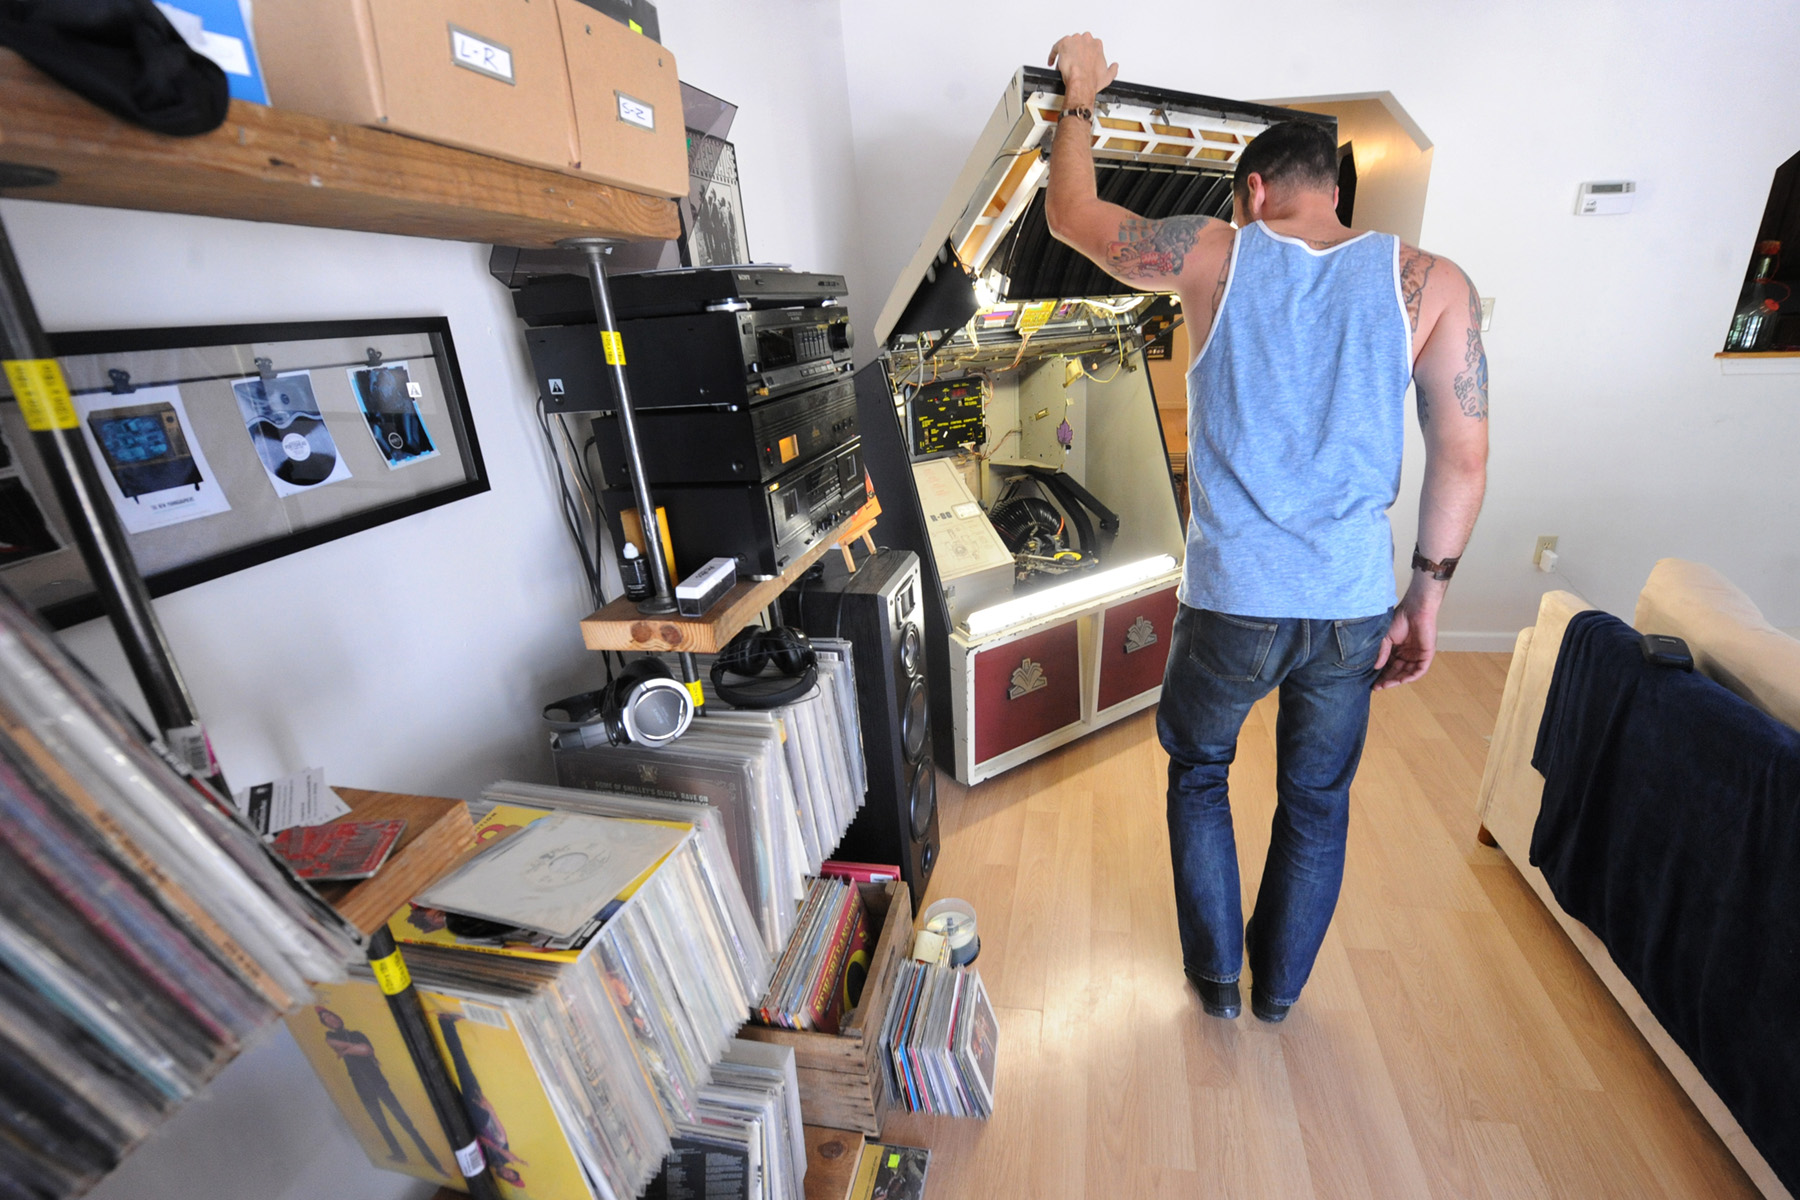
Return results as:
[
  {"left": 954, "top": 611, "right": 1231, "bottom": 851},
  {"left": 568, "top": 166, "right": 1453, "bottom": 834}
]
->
[
  {"left": 710, "top": 625, "right": 818, "bottom": 709},
  {"left": 543, "top": 657, "right": 694, "bottom": 747}
]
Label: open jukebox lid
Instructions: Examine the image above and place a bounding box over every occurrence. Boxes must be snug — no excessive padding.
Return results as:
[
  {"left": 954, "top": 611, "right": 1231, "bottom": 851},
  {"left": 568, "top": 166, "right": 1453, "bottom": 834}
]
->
[{"left": 874, "top": 66, "right": 1333, "bottom": 348}]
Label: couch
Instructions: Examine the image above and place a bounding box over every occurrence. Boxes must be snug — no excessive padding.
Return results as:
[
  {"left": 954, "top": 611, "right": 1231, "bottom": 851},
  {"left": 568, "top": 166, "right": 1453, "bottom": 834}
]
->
[{"left": 1477, "top": 558, "right": 1800, "bottom": 1200}]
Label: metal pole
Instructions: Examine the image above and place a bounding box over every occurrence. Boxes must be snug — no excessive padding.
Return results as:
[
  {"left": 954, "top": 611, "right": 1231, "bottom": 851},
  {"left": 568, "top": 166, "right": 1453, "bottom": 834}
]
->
[
  {"left": 366, "top": 929, "right": 503, "bottom": 1200},
  {"left": 557, "top": 237, "right": 676, "bottom": 615},
  {"left": 0, "top": 211, "right": 227, "bottom": 794}
]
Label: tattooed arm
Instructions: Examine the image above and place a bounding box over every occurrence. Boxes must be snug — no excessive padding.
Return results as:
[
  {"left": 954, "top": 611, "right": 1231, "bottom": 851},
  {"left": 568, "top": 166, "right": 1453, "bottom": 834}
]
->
[
  {"left": 1375, "top": 247, "right": 1489, "bottom": 690},
  {"left": 1044, "top": 34, "right": 1233, "bottom": 332}
]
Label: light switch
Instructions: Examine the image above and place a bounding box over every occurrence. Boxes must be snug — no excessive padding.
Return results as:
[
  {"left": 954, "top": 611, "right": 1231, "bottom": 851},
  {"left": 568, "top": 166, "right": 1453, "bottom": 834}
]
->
[{"left": 1480, "top": 298, "right": 1495, "bottom": 332}]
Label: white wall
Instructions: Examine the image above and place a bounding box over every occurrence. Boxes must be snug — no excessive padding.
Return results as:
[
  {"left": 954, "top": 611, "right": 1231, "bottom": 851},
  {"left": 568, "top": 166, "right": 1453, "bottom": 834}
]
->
[
  {"left": 8, "top": 3, "right": 860, "bottom": 1197},
  {"left": 839, "top": 0, "right": 1800, "bottom": 641}
]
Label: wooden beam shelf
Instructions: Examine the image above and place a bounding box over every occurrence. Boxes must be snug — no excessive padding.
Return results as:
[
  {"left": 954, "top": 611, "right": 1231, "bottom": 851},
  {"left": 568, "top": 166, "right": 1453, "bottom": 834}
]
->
[
  {"left": 580, "top": 514, "right": 861, "bottom": 654},
  {"left": 312, "top": 788, "right": 475, "bottom": 936},
  {"left": 0, "top": 50, "right": 677, "bottom": 247}
]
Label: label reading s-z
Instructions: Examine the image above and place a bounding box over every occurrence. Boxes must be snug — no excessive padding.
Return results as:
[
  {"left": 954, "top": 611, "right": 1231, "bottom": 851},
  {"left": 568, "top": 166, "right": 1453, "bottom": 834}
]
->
[
  {"left": 449, "top": 26, "right": 515, "bottom": 84},
  {"left": 616, "top": 92, "right": 655, "bottom": 131}
]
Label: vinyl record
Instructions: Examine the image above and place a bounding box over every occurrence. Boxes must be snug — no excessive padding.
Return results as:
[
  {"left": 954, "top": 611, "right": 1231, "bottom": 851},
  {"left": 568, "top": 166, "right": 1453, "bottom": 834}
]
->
[{"left": 250, "top": 417, "right": 338, "bottom": 487}]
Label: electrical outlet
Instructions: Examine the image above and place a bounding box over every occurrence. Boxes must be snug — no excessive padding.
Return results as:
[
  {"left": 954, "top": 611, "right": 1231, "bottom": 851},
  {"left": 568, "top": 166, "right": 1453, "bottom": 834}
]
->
[
  {"left": 1533, "top": 535, "right": 1558, "bottom": 568},
  {"left": 1480, "top": 298, "right": 1495, "bottom": 331}
]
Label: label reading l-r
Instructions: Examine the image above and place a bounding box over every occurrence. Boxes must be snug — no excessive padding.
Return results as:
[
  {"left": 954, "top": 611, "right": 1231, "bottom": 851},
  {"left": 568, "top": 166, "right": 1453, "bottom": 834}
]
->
[
  {"left": 616, "top": 92, "right": 655, "bottom": 131},
  {"left": 448, "top": 26, "right": 515, "bottom": 84}
]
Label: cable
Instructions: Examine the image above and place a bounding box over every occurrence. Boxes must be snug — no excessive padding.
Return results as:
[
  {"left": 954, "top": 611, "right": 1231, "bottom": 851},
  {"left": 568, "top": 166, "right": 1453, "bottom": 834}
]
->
[{"left": 536, "top": 395, "right": 602, "bottom": 611}]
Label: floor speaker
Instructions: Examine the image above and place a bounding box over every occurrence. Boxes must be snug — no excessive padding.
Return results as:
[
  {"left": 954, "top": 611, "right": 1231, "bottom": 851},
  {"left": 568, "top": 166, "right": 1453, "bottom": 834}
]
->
[{"left": 787, "top": 547, "right": 938, "bottom": 902}]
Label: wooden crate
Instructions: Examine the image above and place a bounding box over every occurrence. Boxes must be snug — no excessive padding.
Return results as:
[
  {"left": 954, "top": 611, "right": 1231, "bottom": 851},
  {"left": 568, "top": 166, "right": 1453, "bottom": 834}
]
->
[{"left": 737, "top": 880, "right": 912, "bottom": 1135}]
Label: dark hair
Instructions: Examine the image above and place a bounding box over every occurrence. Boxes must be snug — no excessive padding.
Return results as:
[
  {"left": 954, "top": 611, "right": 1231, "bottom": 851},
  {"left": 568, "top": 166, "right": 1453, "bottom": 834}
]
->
[{"left": 1233, "top": 120, "right": 1339, "bottom": 199}]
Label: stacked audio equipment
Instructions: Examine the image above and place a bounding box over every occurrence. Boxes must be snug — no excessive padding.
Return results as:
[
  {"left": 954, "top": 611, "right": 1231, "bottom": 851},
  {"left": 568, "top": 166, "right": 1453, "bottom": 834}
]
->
[
  {"left": 786, "top": 549, "right": 938, "bottom": 901},
  {"left": 512, "top": 267, "right": 865, "bottom": 579}
]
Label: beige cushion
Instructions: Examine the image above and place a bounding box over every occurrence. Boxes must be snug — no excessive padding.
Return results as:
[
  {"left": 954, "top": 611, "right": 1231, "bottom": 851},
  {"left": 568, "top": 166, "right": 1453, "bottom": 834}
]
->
[
  {"left": 1633, "top": 558, "right": 1800, "bottom": 733},
  {"left": 1477, "top": 590, "right": 1592, "bottom": 849}
]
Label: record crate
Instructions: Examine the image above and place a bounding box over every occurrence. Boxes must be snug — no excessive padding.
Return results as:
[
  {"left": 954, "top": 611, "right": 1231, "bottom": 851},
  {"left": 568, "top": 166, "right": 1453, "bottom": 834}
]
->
[{"left": 737, "top": 879, "right": 912, "bottom": 1135}]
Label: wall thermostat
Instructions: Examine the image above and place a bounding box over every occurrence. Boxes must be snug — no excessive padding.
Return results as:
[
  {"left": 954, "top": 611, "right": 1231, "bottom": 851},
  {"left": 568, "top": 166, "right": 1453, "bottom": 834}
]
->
[{"left": 1575, "top": 181, "right": 1636, "bottom": 216}]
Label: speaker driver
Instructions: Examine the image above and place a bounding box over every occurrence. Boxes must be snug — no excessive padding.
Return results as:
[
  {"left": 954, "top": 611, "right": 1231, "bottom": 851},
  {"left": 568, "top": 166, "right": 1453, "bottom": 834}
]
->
[
  {"left": 899, "top": 621, "right": 922, "bottom": 679},
  {"left": 909, "top": 759, "right": 937, "bottom": 841},
  {"left": 901, "top": 678, "right": 928, "bottom": 764}
]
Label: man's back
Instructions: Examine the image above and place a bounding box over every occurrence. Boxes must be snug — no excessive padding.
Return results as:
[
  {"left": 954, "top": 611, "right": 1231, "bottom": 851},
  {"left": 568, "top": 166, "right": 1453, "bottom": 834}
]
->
[{"left": 1182, "top": 222, "right": 1413, "bottom": 619}]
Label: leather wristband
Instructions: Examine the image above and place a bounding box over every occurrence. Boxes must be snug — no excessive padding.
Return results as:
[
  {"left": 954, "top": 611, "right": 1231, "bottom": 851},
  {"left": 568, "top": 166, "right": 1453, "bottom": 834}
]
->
[
  {"left": 1412, "top": 545, "right": 1460, "bottom": 581},
  {"left": 1060, "top": 104, "right": 1094, "bottom": 123}
]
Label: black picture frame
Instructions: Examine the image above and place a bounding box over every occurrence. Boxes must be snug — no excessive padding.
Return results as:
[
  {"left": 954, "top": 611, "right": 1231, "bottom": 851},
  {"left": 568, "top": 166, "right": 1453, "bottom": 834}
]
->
[{"left": 5, "top": 318, "right": 487, "bottom": 629}]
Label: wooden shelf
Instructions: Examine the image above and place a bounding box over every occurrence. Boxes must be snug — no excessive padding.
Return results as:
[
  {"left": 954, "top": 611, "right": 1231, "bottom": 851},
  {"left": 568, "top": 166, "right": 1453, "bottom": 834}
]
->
[
  {"left": 580, "top": 514, "right": 861, "bottom": 654},
  {"left": 804, "top": 1126, "right": 867, "bottom": 1200},
  {"left": 0, "top": 50, "right": 677, "bottom": 247},
  {"left": 313, "top": 788, "right": 475, "bottom": 936},
  {"left": 1714, "top": 350, "right": 1800, "bottom": 358}
]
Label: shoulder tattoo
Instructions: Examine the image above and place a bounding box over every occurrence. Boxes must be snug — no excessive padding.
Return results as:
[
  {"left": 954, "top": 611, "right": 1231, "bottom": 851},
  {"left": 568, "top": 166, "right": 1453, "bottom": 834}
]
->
[
  {"left": 1107, "top": 214, "right": 1219, "bottom": 281},
  {"left": 1398, "top": 244, "right": 1437, "bottom": 332}
]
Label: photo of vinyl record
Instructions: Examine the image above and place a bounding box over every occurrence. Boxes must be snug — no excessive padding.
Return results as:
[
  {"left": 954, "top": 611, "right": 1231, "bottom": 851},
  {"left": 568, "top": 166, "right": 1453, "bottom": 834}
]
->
[
  {"left": 230, "top": 370, "right": 352, "bottom": 498},
  {"left": 249, "top": 415, "right": 339, "bottom": 486}
]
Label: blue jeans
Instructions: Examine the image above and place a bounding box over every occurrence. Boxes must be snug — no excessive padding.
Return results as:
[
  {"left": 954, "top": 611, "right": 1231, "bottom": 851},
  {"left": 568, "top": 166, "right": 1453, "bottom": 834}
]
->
[{"left": 1156, "top": 604, "right": 1391, "bottom": 1005}]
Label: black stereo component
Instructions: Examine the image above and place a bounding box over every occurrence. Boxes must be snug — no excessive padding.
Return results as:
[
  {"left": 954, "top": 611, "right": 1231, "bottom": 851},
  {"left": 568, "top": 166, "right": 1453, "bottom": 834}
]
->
[
  {"left": 604, "top": 438, "right": 867, "bottom": 580},
  {"left": 785, "top": 548, "right": 937, "bottom": 901},
  {"left": 512, "top": 267, "right": 848, "bottom": 325},
  {"left": 525, "top": 305, "right": 854, "bottom": 416},
  {"left": 589, "top": 374, "right": 858, "bottom": 485}
]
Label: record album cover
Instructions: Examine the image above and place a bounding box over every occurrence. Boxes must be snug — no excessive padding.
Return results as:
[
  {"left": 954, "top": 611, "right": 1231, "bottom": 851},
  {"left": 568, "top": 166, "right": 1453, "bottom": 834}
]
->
[
  {"left": 270, "top": 818, "right": 406, "bottom": 881},
  {"left": 347, "top": 363, "right": 438, "bottom": 470},
  {"left": 74, "top": 386, "right": 232, "bottom": 533},
  {"left": 229, "top": 370, "right": 353, "bottom": 498}
]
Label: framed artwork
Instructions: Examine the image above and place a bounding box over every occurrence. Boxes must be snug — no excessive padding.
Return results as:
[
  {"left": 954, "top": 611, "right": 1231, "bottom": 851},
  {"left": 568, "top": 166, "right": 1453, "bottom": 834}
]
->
[
  {"left": 680, "top": 133, "right": 751, "bottom": 268},
  {"left": 2, "top": 318, "right": 486, "bottom": 628}
]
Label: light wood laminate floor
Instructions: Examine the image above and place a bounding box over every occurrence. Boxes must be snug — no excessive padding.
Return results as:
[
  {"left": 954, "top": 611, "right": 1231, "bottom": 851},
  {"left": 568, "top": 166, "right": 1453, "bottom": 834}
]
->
[{"left": 884, "top": 652, "right": 1757, "bottom": 1199}]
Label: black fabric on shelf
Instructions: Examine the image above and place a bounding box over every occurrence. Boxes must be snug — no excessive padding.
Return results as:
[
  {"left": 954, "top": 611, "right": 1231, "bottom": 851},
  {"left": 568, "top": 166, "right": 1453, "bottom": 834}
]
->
[
  {"left": 0, "top": 0, "right": 227, "bottom": 136},
  {"left": 1530, "top": 609, "right": 1800, "bottom": 1194}
]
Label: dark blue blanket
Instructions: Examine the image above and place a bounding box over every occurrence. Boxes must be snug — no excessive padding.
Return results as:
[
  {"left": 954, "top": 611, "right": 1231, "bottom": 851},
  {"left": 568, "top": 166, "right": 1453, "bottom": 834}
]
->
[{"left": 1531, "top": 610, "right": 1800, "bottom": 1193}]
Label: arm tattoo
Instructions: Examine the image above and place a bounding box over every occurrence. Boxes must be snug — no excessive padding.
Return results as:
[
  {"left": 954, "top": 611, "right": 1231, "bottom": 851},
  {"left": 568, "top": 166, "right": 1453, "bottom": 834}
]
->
[
  {"left": 1209, "top": 250, "right": 1230, "bottom": 315},
  {"left": 1452, "top": 272, "right": 1489, "bottom": 420},
  {"left": 1106, "top": 214, "right": 1218, "bottom": 281},
  {"left": 1398, "top": 244, "right": 1437, "bottom": 332}
]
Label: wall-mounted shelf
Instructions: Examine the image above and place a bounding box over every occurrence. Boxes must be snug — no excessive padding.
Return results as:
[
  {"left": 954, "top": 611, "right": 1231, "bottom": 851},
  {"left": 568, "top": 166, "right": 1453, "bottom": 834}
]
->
[
  {"left": 1715, "top": 350, "right": 1800, "bottom": 375},
  {"left": 0, "top": 50, "right": 677, "bottom": 247},
  {"left": 580, "top": 514, "right": 859, "bottom": 654}
]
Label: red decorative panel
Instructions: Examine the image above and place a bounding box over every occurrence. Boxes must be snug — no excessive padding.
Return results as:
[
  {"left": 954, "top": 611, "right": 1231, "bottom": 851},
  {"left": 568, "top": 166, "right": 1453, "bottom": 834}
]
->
[
  {"left": 973, "top": 620, "right": 1082, "bottom": 764},
  {"left": 1096, "top": 586, "right": 1180, "bottom": 712}
]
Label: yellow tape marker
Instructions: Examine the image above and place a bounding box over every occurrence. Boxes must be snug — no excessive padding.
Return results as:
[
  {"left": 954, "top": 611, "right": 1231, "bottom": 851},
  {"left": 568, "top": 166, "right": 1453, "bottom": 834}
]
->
[
  {"left": 3, "top": 359, "right": 78, "bottom": 431},
  {"left": 601, "top": 330, "right": 627, "bottom": 366},
  {"left": 685, "top": 679, "right": 704, "bottom": 708},
  {"left": 371, "top": 950, "right": 412, "bottom": 995}
]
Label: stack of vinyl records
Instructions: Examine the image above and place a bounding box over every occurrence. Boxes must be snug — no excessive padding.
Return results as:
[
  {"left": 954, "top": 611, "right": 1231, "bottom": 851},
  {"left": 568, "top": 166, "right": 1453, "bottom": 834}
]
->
[
  {"left": 0, "top": 588, "right": 360, "bottom": 1198},
  {"left": 753, "top": 876, "right": 868, "bottom": 1033},
  {"left": 879, "top": 962, "right": 1000, "bottom": 1120},
  {"left": 644, "top": 1039, "right": 806, "bottom": 1200},
  {"left": 551, "top": 637, "right": 867, "bottom": 957},
  {"left": 291, "top": 785, "right": 772, "bottom": 1200}
]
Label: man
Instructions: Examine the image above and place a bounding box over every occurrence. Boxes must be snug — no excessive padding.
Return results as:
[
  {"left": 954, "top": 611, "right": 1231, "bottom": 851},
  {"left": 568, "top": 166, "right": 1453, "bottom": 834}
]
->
[
  {"left": 315, "top": 1005, "right": 445, "bottom": 1172},
  {"left": 1044, "top": 34, "right": 1488, "bottom": 1023}
]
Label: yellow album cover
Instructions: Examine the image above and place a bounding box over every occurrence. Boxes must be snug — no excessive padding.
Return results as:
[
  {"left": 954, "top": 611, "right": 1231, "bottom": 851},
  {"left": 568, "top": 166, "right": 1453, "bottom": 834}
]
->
[
  {"left": 289, "top": 977, "right": 591, "bottom": 1199},
  {"left": 423, "top": 992, "right": 588, "bottom": 1200},
  {"left": 287, "top": 978, "right": 459, "bottom": 1189}
]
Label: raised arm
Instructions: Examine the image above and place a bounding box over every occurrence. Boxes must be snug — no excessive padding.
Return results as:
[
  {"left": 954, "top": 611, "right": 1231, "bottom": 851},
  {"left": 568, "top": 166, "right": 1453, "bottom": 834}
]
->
[
  {"left": 1375, "top": 247, "right": 1489, "bottom": 689},
  {"left": 1043, "top": 34, "right": 1232, "bottom": 309}
]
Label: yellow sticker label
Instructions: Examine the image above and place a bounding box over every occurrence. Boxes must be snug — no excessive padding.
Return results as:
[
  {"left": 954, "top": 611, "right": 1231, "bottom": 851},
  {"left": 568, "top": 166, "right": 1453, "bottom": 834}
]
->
[
  {"left": 601, "top": 330, "right": 626, "bottom": 366},
  {"left": 684, "top": 679, "right": 704, "bottom": 708},
  {"left": 371, "top": 950, "right": 411, "bottom": 995},
  {"left": 887, "top": 1153, "right": 900, "bottom": 1168},
  {"left": 628, "top": 18, "right": 643, "bottom": 33},
  {"left": 3, "top": 359, "right": 78, "bottom": 431},
  {"left": 1018, "top": 300, "right": 1055, "bottom": 337}
]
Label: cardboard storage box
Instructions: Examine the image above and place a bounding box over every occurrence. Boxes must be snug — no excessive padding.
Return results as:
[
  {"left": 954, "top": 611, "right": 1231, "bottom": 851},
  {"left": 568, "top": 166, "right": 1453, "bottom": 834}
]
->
[
  {"left": 554, "top": 0, "right": 686, "bottom": 196},
  {"left": 256, "top": 0, "right": 579, "bottom": 173},
  {"left": 737, "top": 880, "right": 912, "bottom": 1136}
]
